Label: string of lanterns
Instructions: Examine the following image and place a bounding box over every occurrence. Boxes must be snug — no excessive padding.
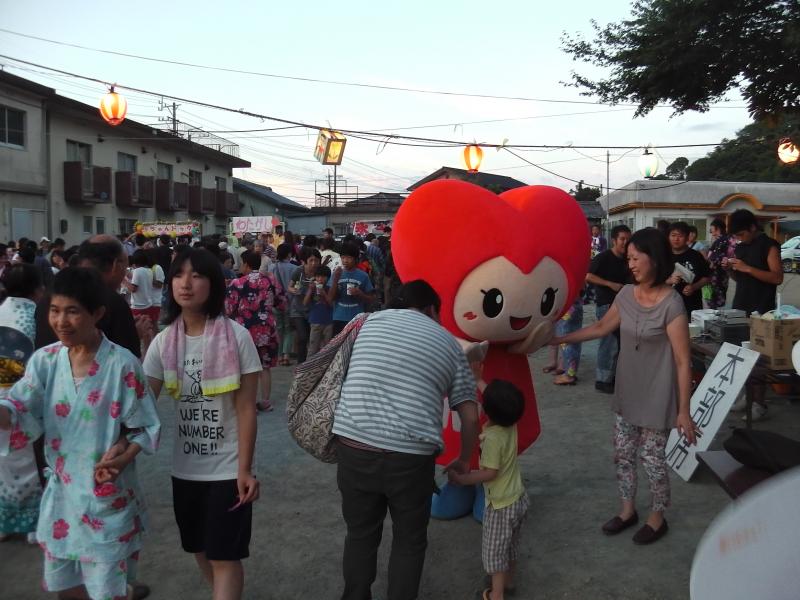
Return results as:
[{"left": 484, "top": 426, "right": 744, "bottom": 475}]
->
[{"left": 95, "top": 88, "right": 798, "bottom": 175}]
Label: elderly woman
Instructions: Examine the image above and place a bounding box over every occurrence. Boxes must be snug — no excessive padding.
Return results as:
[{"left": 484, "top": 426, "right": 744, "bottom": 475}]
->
[
  {"left": 0, "top": 263, "right": 43, "bottom": 544},
  {"left": 0, "top": 267, "right": 160, "bottom": 600},
  {"left": 552, "top": 228, "right": 697, "bottom": 545}
]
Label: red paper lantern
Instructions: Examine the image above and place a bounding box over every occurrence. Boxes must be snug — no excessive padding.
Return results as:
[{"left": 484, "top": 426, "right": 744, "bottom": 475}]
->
[
  {"left": 463, "top": 144, "right": 483, "bottom": 173},
  {"left": 99, "top": 87, "right": 128, "bottom": 126}
]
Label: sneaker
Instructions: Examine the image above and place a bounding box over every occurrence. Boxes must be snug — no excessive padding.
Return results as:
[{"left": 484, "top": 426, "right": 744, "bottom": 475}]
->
[{"left": 742, "top": 404, "right": 768, "bottom": 422}]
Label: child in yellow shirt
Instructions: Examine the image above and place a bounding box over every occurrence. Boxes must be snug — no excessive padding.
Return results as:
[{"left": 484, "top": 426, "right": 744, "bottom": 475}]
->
[{"left": 448, "top": 379, "right": 528, "bottom": 600}]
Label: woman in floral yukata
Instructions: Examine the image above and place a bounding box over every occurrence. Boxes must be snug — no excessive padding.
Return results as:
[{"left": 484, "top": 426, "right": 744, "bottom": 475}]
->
[
  {"left": 225, "top": 249, "right": 286, "bottom": 411},
  {"left": 0, "top": 267, "right": 161, "bottom": 600}
]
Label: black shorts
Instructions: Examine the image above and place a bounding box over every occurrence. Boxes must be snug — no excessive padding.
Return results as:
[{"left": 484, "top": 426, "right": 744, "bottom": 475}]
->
[{"left": 171, "top": 477, "right": 252, "bottom": 560}]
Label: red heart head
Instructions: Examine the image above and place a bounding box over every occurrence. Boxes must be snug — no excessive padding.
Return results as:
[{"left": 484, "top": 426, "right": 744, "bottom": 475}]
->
[{"left": 393, "top": 180, "right": 590, "bottom": 342}]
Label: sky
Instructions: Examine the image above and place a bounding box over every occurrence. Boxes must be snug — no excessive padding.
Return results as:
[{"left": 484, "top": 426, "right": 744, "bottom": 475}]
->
[{"left": 0, "top": 0, "right": 753, "bottom": 206}]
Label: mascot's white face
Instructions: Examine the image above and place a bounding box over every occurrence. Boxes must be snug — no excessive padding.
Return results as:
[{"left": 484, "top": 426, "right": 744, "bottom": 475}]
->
[{"left": 453, "top": 256, "right": 569, "bottom": 343}]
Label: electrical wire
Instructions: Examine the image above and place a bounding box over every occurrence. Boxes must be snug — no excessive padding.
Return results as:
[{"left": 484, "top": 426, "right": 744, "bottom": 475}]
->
[
  {"left": 0, "top": 56, "right": 731, "bottom": 151},
  {"left": 0, "top": 28, "right": 749, "bottom": 109},
  {"left": 503, "top": 148, "right": 692, "bottom": 192}
]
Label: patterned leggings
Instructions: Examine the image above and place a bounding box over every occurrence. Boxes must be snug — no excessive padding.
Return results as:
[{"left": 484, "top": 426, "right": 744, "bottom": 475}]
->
[{"left": 613, "top": 414, "right": 670, "bottom": 512}]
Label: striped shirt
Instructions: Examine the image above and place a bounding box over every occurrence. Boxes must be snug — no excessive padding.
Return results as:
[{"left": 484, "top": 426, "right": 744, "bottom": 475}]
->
[{"left": 332, "top": 309, "right": 477, "bottom": 455}]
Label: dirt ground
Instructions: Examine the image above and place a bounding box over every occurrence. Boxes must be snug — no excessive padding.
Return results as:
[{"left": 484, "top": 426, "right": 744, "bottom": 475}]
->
[{"left": 2, "top": 320, "right": 799, "bottom": 600}]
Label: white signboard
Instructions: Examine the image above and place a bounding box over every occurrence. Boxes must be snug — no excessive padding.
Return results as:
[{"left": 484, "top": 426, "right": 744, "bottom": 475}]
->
[
  {"left": 230, "top": 216, "right": 274, "bottom": 235},
  {"left": 666, "top": 342, "right": 760, "bottom": 481},
  {"left": 691, "top": 468, "right": 800, "bottom": 600}
]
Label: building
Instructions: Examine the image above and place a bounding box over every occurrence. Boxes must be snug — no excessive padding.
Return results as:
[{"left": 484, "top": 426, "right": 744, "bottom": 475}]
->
[
  {"left": 407, "top": 166, "right": 527, "bottom": 193},
  {"left": 288, "top": 192, "right": 406, "bottom": 235},
  {"left": 0, "top": 71, "right": 251, "bottom": 245},
  {"left": 600, "top": 179, "right": 800, "bottom": 241},
  {"left": 233, "top": 178, "right": 309, "bottom": 230}
]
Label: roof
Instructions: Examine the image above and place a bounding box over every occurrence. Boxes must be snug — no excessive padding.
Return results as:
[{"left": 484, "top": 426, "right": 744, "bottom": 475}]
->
[
  {"left": 345, "top": 192, "right": 406, "bottom": 207},
  {"left": 407, "top": 166, "right": 528, "bottom": 191},
  {"left": 0, "top": 71, "right": 250, "bottom": 169},
  {"left": 577, "top": 200, "right": 605, "bottom": 220},
  {"left": 233, "top": 178, "right": 309, "bottom": 211},
  {"left": 601, "top": 179, "right": 800, "bottom": 213}
]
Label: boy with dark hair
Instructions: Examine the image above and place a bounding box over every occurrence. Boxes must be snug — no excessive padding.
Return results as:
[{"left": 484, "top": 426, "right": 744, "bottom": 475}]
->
[
  {"left": 327, "top": 242, "right": 375, "bottom": 336},
  {"left": 666, "top": 221, "right": 711, "bottom": 316},
  {"left": 449, "top": 379, "right": 528, "bottom": 600},
  {"left": 305, "top": 265, "right": 333, "bottom": 356}
]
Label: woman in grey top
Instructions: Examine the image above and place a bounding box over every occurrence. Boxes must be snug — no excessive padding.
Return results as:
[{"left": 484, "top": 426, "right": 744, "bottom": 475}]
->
[{"left": 552, "top": 228, "right": 697, "bottom": 545}]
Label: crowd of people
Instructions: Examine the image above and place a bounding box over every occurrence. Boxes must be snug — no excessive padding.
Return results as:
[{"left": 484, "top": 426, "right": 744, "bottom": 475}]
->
[{"left": 0, "top": 207, "right": 786, "bottom": 600}]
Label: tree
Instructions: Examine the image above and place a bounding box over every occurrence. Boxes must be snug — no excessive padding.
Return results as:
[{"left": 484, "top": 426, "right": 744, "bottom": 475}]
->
[
  {"left": 561, "top": 0, "right": 800, "bottom": 119},
  {"left": 569, "top": 180, "right": 603, "bottom": 202},
  {"left": 685, "top": 115, "right": 800, "bottom": 182},
  {"left": 654, "top": 157, "right": 690, "bottom": 180}
]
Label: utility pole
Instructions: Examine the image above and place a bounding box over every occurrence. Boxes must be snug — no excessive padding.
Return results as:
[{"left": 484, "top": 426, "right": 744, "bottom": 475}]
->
[
  {"left": 172, "top": 102, "right": 178, "bottom": 135},
  {"left": 333, "top": 165, "right": 338, "bottom": 208},
  {"left": 605, "top": 150, "right": 611, "bottom": 227}
]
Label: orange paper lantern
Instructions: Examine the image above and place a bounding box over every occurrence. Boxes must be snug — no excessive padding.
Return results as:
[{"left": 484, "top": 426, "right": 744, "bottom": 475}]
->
[
  {"left": 778, "top": 138, "right": 800, "bottom": 165},
  {"left": 99, "top": 87, "right": 128, "bottom": 126},
  {"left": 463, "top": 144, "right": 483, "bottom": 173}
]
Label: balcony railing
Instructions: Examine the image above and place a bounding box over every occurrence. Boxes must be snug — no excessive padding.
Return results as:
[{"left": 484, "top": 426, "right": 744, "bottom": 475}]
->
[
  {"left": 201, "top": 188, "right": 216, "bottom": 213},
  {"left": 187, "top": 185, "right": 202, "bottom": 215},
  {"left": 63, "top": 162, "right": 112, "bottom": 204},
  {"left": 115, "top": 172, "right": 154, "bottom": 208},
  {"left": 215, "top": 191, "right": 240, "bottom": 217}
]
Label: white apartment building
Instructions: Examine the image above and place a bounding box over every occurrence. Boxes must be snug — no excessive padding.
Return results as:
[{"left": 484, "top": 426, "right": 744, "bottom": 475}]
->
[{"left": 0, "top": 71, "right": 251, "bottom": 246}]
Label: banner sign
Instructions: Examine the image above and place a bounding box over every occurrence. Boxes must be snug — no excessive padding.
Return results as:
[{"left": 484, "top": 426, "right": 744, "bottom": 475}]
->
[
  {"left": 136, "top": 221, "right": 200, "bottom": 238},
  {"left": 353, "top": 220, "right": 392, "bottom": 236},
  {"left": 230, "top": 216, "right": 279, "bottom": 235},
  {"left": 666, "top": 342, "right": 760, "bottom": 481}
]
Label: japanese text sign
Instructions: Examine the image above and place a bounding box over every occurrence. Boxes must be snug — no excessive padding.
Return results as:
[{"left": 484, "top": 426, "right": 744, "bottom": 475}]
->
[
  {"left": 230, "top": 216, "right": 275, "bottom": 234},
  {"left": 666, "top": 343, "right": 760, "bottom": 481}
]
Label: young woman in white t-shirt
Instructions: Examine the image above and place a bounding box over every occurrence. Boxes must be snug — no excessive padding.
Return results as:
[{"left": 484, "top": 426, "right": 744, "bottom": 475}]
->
[{"left": 142, "top": 248, "right": 261, "bottom": 600}]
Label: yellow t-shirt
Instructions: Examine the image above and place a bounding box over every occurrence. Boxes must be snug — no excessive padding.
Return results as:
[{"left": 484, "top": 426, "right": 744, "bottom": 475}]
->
[{"left": 480, "top": 424, "right": 524, "bottom": 509}]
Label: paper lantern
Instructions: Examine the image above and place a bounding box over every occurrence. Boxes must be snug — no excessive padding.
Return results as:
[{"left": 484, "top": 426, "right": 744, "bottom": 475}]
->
[
  {"left": 464, "top": 144, "right": 483, "bottom": 173},
  {"left": 638, "top": 148, "right": 659, "bottom": 178},
  {"left": 99, "top": 87, "right": 128, "bottom": 126},
  {"left": 778, "top": 138, "right": 799, "bottom": 165}
]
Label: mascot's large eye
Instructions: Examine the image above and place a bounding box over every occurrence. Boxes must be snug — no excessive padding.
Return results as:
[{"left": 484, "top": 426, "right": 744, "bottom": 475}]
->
[
  {"left": 481, "top": 288, "right": 504, "bottom": 318},
  {"left": 540, "top": 287, "right": 558, "bottom": 316}
]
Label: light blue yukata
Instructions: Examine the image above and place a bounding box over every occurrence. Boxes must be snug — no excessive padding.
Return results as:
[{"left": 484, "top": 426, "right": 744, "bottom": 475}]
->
[
  {"left": 0, "top": 296, "right": 40, "bottom": 536},
  {"left": 0, "top": 335, "right": 161, "bottom": 600}
]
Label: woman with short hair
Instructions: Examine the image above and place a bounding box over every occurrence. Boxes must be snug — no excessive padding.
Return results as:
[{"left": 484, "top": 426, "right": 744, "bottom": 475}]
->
[{"left": 552, "top": 228, "right": 698, "bottom": 545}]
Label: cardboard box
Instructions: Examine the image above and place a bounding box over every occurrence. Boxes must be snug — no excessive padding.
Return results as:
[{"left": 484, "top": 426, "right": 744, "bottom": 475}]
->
[{"left": 749, "top": 316, "right": 800, "bottom": 369}]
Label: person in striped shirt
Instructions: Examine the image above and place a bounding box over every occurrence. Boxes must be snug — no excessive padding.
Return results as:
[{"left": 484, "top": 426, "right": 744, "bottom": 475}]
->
[{"left": 333, "top": 279, "right": 480, "bottom": 600}]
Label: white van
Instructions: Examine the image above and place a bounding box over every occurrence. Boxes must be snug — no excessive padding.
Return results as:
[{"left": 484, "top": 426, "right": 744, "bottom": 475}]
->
[{"left": 780, "top": 236, "right": 800, "bottom": 272}]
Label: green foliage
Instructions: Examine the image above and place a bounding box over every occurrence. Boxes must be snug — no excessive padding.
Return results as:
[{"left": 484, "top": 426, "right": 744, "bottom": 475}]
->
[
  {"left": 653, "top": 157, "right": 689, "bottom": 180},
  {"left": 562, "top": 0, "right": 800, "bottom": 119},
  {"left": 685, "top": 115, "right": 800, "bottom": 182},
  {"left": 569, "top": 180, "right": 603, "bottom": 202}
]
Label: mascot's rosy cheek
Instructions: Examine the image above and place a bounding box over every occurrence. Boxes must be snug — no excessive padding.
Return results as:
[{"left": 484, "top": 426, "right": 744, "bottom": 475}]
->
[{"left": 392, "top": 180, "right": 590, "bottom": 520}]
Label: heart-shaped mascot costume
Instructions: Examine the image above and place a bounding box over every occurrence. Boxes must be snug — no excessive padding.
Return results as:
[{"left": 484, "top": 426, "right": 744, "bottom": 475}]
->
[{"left": 392, "top": 179, "right": 590, "bottom": 520}]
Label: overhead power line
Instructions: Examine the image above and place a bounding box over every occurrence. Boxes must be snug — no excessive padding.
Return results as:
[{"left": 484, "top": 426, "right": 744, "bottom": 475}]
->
[
  {"left": 0, "top": 55, "right": 730, "bottom": 152},
  {"left": 0, "top": 28, "right": 748, "bottom": 109}
]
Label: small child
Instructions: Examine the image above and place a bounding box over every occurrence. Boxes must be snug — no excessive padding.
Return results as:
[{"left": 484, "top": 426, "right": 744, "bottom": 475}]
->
[
  {"left": 305, "top": 265, "right": 333, "bottom": 357},
  {"left": 448, "top": 379, "right": 528, "bottom": 600}
]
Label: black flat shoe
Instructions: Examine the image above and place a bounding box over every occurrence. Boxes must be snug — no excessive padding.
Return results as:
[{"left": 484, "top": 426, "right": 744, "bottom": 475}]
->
[
  {"left": 602, "top": 511, "right": 639, "bottom": 535},
  {"left": 632, "top": 519, "right": 669, "bottom": 545}
]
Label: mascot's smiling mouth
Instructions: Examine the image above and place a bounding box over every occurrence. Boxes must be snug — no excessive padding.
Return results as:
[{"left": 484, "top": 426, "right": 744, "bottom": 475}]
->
[{"left": 509, "top": 315, "right": 532, "bottom": 330}]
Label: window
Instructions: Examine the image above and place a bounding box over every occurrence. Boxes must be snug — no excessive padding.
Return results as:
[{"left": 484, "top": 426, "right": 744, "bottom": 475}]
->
[
  {"left": 117, "top": 152, "right": 137, "bottom": 173},
  {"left": 188, "top": 169, "right": 202, "bottom": 187},
  {"left": 82, "top": 216, "right": 93, "bottom": 234},
  {"left": 66, "top": 140, "right": 92, "bottom": 165},
  {"left": 118, "top": 219, "right": 137, "bottom": 236},
  {"left": 96, "top": 217, "right": 105, "bottom": 235},
  {"left": 0, "top": 105, "right": 25, "bottom": 148},
  {"left": 118, "top": 153, "right": 138, "bottom": 196},
  {"left": 157, "top": 162, "right": 173, "bottom": 181},
  {"left": 215, "top": 176, "right": 226, "bottom": 191}
]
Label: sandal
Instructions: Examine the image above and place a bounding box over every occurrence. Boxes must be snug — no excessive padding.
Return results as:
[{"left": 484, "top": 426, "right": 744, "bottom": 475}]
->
[
  {"left": 257, "top": 401, "right": 274, "bottom": 412},
  {"left": 542, "top": 364, "right": 558, "bottom": 374},
  {"left": 553, "top": 374, "right": 577, "bottom": 385},
  {"left": 482, "top": 589, "right": 492, "bottom": 600}
]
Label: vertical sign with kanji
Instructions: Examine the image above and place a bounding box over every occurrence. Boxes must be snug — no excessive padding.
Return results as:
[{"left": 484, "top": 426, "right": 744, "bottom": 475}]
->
[{"left": 666, "top": 342, "right": 760, "bottom": 481}]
